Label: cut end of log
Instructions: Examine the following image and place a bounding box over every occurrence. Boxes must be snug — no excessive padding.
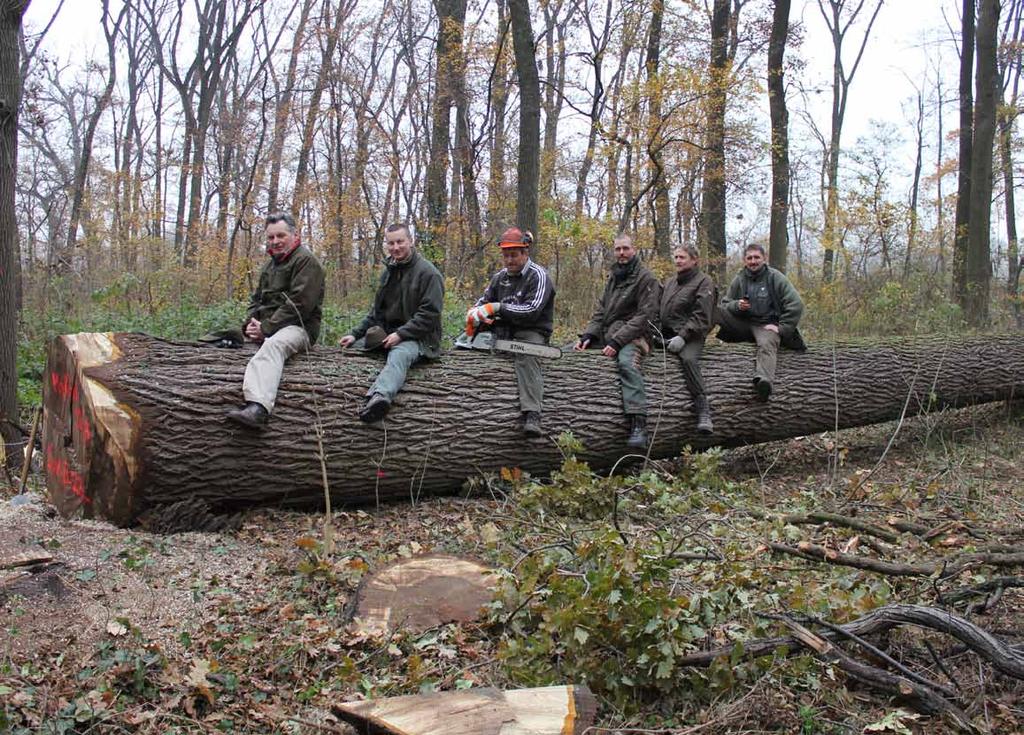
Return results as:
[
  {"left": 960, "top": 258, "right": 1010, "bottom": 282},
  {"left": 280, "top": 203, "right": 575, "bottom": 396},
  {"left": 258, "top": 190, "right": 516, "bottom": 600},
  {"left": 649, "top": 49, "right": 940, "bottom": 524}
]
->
[
  {"left": 353, "top": 555, "right": 499, "bottom": 636},
  {"left": 43, "top": 333, "right": 141, "bottom": 526},
  {"left": 332, "top": 684, "right": 597, "bottom": 735}
]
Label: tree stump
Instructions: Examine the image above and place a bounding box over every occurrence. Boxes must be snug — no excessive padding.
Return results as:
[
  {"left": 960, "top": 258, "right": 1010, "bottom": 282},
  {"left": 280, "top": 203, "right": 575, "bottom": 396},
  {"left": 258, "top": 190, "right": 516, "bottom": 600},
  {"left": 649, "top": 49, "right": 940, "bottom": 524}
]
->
[{"left": 43, "top": 332, "right": 1024, "bottom": 527}]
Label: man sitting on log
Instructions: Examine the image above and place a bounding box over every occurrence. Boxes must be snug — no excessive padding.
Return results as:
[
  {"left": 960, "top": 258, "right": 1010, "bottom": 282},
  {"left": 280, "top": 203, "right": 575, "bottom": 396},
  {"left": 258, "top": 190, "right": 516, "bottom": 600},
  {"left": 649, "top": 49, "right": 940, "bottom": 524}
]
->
[
  {"left": 466, "top": 227, "right": 555, "bottom": 438},
  {"left": 718, "top": 243, "right": 806, "bottom": 401},
  {"left": 660, "top": 244, "right": 717, "bottom": 434},
  {"left": 573, "top": 233, "right": 660, "bottom": 449},
  {"left": 226, "top": 211, "right": 325, "bottom": 429},
  {"left": 339, "top": 222, "right": 444, "bottom": 423}
]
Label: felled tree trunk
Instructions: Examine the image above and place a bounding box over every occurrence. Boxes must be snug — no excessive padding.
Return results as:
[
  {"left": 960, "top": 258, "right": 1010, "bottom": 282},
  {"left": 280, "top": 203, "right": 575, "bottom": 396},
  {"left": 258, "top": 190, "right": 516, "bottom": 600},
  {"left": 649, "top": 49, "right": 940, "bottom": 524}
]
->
[{"left": 44, "top": 333, "right": 1024, "bottom": 527}]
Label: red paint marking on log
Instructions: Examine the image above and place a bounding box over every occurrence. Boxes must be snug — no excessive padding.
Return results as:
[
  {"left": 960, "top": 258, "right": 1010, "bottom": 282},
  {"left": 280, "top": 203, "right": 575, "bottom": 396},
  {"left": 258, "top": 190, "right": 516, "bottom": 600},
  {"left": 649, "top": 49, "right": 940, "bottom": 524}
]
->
[
  {"left": 73, "top": 403, "right": 93, "bottom": 444},
  {"left": 46, "top": 454, "right": 91, "bottom": 504},
  {"left": 50, "top": 371, "right": 73, "bottom": 400},
  {"left": 376, "top": 469, "right": 386, "bottom": 479}
]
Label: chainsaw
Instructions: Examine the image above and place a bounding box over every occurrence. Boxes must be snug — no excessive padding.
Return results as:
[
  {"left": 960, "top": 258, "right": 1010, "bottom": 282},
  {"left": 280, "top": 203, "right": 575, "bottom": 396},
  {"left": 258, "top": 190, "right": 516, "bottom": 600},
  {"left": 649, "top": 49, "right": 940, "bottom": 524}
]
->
[{"left": 454, "top": 331, "right": 562, "bottom": 359}]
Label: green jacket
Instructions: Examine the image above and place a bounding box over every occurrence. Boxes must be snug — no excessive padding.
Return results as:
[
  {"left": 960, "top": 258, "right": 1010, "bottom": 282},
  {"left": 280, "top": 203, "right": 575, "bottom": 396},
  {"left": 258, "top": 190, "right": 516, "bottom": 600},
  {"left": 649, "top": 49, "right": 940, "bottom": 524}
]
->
[
  {"left": 721, "top": 265, "right": 806, "bottom": 350},
  {"left": 659, "top": 267, "right": 716, "bottom": 343},
  {"left": 582, "top": 256, "right": 660, "bottom": 350},
  {"left": 352, "top": 250, "right": 444, "bottom": 358},
  {"left": 247, "top": 245, "right": 325, "bottom": 344}
]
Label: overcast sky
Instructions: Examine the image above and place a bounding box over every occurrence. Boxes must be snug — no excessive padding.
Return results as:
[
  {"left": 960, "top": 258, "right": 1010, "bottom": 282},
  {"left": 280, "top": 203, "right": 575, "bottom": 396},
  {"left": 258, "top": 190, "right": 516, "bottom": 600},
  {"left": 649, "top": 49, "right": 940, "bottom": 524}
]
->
[{"left": 21, "top": 0, "right": 961, "bottom": 215}]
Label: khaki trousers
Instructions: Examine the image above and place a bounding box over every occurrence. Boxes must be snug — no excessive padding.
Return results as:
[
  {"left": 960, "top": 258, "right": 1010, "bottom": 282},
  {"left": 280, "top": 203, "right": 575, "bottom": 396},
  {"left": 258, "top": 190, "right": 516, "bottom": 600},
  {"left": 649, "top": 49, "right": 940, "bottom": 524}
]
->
[{"left": 243, "top": 325, "right": 310, "bottom": 413}]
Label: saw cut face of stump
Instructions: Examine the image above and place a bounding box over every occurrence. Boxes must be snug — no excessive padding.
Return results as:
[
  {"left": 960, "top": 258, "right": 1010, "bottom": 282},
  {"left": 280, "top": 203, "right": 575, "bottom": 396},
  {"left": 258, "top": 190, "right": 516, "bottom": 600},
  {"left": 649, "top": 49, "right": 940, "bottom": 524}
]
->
[{"left": 352, "top": 554, "right": 498, "bottom": 636}]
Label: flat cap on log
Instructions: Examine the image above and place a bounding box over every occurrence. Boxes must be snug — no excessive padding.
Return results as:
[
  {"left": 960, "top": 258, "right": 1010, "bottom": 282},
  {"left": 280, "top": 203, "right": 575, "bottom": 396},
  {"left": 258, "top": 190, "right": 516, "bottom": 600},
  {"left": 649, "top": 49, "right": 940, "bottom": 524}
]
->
[{"left": 42, "top": 332, "right": 1024, "bottom": 527}]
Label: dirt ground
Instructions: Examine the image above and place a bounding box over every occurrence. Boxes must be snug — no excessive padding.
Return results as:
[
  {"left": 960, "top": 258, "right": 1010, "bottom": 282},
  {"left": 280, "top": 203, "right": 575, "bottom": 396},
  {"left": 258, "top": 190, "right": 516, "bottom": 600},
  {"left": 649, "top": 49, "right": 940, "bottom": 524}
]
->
[{"left": 1, "top": 402, "right": 1022, "bottom": 734}]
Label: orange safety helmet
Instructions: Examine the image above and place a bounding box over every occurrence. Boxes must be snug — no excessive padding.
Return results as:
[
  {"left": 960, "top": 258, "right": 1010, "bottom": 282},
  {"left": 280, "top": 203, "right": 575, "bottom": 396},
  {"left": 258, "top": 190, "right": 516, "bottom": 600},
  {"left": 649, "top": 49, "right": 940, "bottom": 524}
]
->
[{"left": 498, "top": 226, "right": 534, "bottom": 249}]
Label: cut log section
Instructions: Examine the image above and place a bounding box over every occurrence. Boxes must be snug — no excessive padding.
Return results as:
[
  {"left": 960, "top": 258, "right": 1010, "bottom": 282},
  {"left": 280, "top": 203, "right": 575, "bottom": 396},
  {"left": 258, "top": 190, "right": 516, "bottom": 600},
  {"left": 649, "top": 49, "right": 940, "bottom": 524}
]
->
[
  {"left": 43, "top": 332, "right": 1024, "bottom": 527},
  {"left": 333, "top": 684, "right": 597, "bottom": 735},
  {"left": 352, "top": 554, "right": 498, "bottom": 636}
]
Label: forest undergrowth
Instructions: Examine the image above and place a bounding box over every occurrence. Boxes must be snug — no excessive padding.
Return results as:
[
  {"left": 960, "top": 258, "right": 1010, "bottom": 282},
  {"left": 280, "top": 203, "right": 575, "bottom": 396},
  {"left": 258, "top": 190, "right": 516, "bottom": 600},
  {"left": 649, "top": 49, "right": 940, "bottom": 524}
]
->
[{"left": 1, "top": 399, "right": 1022, "bottom": 734}]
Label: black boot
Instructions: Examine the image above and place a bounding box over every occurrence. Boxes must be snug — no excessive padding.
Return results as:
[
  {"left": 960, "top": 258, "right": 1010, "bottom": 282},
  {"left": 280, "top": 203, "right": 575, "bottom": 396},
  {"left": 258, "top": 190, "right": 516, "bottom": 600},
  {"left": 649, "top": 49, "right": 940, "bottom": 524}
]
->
[
  {"left": 625, "top": 415, "right": 647, "bottom": 449},
  {"left": 695, "top": 395, "right": 713, "bottom": 435},
  {"left": 522, "top": 411, "right": 543, "bottom": 438},
  {"left": 754, "top": 377, "right": 772, "bottom": 402},
  {"left": 226, "top": 401, "right": 269, "bottom": 429},
  {"left": 359, "top": 392, "right": 391, "bottom": 423}
]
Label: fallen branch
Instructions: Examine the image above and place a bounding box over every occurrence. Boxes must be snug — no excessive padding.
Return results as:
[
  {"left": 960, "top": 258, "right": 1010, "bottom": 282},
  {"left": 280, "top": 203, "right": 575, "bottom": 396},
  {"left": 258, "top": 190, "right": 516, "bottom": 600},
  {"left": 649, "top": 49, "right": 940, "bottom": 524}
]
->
[
  {"left": 775, "top": 616, "right": 978, "bottom": 733},
  {"left": 748, "top": 509, "right": 900, "bottom": 543},
  {"left": 675, "top": 604, "right": 1024, "bottom": 680},
  {"left": 769, "top": 541, "right": 1024, "bottom": 579}
]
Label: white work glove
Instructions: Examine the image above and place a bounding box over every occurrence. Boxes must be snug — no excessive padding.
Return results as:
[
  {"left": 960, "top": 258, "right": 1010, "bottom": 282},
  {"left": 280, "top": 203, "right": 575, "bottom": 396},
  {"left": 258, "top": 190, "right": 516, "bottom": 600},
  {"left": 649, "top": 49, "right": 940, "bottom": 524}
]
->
[{"left": 667, "top": 335, "right": 686, "bottom": 354}]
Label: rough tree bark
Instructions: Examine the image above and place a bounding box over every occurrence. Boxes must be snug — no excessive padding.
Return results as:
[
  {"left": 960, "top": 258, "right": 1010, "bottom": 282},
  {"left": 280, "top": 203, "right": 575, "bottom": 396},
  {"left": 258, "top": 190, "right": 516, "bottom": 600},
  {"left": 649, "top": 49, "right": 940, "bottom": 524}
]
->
[
  {"left": 645, "top": 0, "right": 671, "bottom": 257},
  {"left": 767, "top": 0, "right": 791, "bottom": 273},
  {"left": 964, "top": 0, "right": 1000, "bottom": 327},
  {"left": 508, "top": 0, "right": 540, "bottom": 241},
  {"left": 699, "top": 0, "right": 729, "bottom": 282},
  {"left": 424, "top": 0, "right": 467, "bottom": 250},
  {"left": 953, "top": 0, "right": 975, "bottom": 301},
  {"left": 44, "top": 333, "right": 1024, "bottom": 527},
  {"left": 0, "top": 0, "right": 30, "bottom": 471}
]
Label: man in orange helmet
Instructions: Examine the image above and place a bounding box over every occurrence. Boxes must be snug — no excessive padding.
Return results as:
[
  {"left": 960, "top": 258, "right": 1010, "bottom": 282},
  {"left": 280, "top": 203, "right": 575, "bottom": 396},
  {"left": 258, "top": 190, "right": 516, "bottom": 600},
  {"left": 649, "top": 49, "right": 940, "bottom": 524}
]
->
[{"left": 466, "top": 227, "right": 555, "bottom": 437}]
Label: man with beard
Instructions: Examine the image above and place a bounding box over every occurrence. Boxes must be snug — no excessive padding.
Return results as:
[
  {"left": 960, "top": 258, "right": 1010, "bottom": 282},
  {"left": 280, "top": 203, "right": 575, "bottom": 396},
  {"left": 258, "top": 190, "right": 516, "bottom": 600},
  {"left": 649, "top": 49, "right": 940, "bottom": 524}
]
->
[{"left": 574, "top": 233, "right": 660, "bottom": 448}]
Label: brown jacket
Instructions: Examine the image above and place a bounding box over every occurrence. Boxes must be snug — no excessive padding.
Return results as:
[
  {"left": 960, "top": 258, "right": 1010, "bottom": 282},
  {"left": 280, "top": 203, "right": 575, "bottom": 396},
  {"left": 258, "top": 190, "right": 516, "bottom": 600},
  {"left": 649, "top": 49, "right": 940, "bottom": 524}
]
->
[
  {"left": 582, "top": 256, "right": 660, "bottom": 350},
  {"left": 659, "top": 267, "right": 716, "bottom": 343}
]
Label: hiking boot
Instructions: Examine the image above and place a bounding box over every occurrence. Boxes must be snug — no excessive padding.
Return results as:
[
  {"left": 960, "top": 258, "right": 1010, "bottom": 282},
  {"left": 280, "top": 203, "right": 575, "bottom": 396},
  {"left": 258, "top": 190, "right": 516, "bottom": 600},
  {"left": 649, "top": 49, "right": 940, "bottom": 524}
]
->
[
  {"left": 226, "top": 401, "right": 269, "bottom": 430},
  {"left": 359, "top": 392, "right": 391, "bottom": 423},
  {"left": 754, "top": 377, "right": 772, "bottom": 402},
  {"left": 364, "top": 326, "right": 387, "bottom": 350},
  {"left": 625, "top": 415, "right": 648, "bottom": 449},
  {"left": 695, "top": 395, "right": 713, "bottom": 435},
  {"left": 522, "top": 411, "right": 543, "bottom": 438}
]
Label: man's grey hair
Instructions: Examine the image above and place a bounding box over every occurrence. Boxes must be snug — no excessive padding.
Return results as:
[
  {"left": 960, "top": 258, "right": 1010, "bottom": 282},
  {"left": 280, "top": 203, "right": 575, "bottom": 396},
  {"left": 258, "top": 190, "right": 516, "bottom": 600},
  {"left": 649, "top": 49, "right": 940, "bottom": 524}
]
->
[
  {"left": 743, "top": 243, "right": 766, "bottom": 256},
  {"left": 266, "top": 211, "right": 297, "bottom": 232},
  {"left": 613, "top": 233, "right": 634, "bottom": 248}
]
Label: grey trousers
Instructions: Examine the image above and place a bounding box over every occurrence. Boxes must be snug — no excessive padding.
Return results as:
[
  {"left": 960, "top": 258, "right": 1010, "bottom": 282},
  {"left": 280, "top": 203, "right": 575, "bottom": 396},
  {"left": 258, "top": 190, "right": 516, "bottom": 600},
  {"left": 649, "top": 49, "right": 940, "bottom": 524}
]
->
[
  {"left": 717, "top": 310, "right": 781, "bottom": 384},
  {"left": 617, "top": 343, "right": 647, "bottom": 415},
  {"left": 367, "top": 339, "right": 422, "bottom": 401},
  {"left": 511, "top": 329, "right": 545, "bottom": 413},
  {"left": 674, "top": 338, "right": 707, "bottom": 398},
  {"left": 243, "top": 325, "right": 310, "bottom": 413}
]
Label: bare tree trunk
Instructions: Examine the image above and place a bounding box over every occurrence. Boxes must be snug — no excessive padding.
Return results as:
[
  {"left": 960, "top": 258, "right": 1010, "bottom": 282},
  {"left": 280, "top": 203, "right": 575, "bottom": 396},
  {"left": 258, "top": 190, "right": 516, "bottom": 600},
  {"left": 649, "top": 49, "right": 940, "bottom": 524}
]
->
[
  {"left": 539, "top": 0, "right": 568, "bottom": 201},
  {"left": 646, "top": 0, "right": 671, "bottom": 256},
  {"left": 266, "top": 0, "right": 312, "bottom": 214},
  {"left": 819, "top": 0, "right": 883, "bottom": 282},
  {"left": 63, "top": 1, "right": 125, "bottom": 268},
  {"left": 905, "top": 89, "right": 923, "bottom": 281},
  {"left": 293, "top": 0, "right": 352, "bottom": 218},
  {"left": 767, "top": 0, "right": 791, "bottom": 272},
  {"left": 424, "top": 0, "right": 467, "bottom": 254},
  {"left": 999, "top": 0, "right": 1023, "bottom": 291},
  {"left": 488, "top": 0, "right": 511, "bottom": 239},
  {"left": 0, "top": 0, "right": 28, "bottom": 468},
  {"left": 44, "top": 332, "right": 1024, "bottom": 527},
  {"left": 508, "top": 0, "right": 541, "bottom": 241},
  {"left": 699, "top": 0, "right": 729, "bottom": 282},
  {"left": 953, "top": 0, "right": 975, "bottom": 300},
  {"left": 964, "top": 0, "right": 999, "bottom": 327}
]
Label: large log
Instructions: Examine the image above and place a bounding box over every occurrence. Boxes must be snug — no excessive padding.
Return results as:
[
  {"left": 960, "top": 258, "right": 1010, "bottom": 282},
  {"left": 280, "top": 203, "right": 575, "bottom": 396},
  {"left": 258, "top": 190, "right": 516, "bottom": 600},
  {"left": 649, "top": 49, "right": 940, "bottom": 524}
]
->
[{"left": 43, "top": 332, "right": 1024, "bottom": 526}]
